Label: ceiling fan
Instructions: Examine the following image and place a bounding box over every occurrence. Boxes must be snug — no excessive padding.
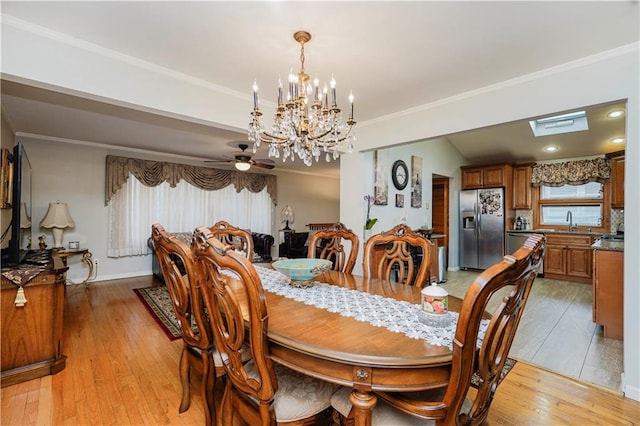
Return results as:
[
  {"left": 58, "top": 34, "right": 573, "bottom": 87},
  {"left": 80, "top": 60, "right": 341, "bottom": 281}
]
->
[{"left": 205, "top": 143, "right": 275, "bottom": 171}]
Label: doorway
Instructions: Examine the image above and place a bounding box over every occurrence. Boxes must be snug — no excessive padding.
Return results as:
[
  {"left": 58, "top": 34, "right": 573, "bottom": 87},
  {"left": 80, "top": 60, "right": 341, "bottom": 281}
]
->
[{"left": 431, "top": 175, "right": 450, "bottom": 266}]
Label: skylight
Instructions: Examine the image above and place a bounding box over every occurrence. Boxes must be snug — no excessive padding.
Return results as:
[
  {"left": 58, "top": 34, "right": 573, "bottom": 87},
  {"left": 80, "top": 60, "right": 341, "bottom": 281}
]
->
[{"left": 529, "top": 111, "right": 588, "bottom": 137}]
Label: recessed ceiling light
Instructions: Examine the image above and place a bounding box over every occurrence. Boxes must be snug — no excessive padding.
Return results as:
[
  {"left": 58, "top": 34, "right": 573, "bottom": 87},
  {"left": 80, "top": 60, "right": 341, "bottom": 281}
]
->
[
  {"left": 611, "top": 137, "right": 625, "bottom": 144},
  {"left": 607, "top": 110, "right": 625, "bottom": 119},
  {"left": 543, "top": 145, "right": 559, "bottom": 152}
]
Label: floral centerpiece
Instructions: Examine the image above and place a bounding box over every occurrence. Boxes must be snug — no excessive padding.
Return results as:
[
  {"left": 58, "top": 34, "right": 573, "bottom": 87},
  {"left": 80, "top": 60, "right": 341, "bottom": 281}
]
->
[{"left": 364, "top": 195, "right": 378, "bottom": 230}]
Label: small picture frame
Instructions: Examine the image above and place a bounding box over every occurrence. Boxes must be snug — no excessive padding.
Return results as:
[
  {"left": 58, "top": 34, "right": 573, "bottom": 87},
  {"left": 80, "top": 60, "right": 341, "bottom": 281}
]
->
[
  {"left": 69, "top": 241, "right": 80, "bottom": 250},
  {"left": 395, "top": 194, "right": 404, "bottom": 208}
]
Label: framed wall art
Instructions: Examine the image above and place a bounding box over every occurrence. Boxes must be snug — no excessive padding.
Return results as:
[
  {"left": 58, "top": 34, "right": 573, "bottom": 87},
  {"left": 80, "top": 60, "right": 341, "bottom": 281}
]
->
[
  {"left": 1, "top": 148, "right": 13, "bottom": 208},
  {"left": 373, "top": 150, "right": 388, "bottom": 205},
  {"left": 395, "top": 193, "right": 404, "bottom": 208},
  {"left": 411, "top": 155, "right": 422, "bottom": 208}
]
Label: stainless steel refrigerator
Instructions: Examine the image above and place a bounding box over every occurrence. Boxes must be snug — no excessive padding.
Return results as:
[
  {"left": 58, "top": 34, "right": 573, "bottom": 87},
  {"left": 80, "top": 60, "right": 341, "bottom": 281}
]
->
[{"left": 459, "top": 187, "right": 505, "bottom": 270}]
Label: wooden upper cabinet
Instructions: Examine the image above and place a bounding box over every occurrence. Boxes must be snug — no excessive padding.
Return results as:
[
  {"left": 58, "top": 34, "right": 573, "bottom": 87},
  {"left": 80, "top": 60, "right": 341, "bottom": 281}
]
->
[
  {"left": 461, "top": 164, "right": 512, "bottom": 189},
  {"left": 607, "top": 151, "right": 624, "bottom": 208},
  {"left": 512, "top": 164, "right": 533, "bottom": 210},
  {"left": 460, "top": 167, "right": 483, "bottom": 188}
]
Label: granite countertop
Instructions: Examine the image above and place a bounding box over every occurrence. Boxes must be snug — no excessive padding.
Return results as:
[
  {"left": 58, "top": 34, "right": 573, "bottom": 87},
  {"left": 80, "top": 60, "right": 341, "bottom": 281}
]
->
[
  {"left": 591, "top": 239, "right": 624, "bottom": 252},
  {"left": 507, "top": 229, "right": 605, "bottom": 237}
]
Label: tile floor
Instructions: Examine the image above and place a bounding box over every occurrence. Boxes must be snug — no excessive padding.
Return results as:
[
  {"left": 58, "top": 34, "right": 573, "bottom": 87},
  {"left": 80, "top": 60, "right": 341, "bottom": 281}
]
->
[{"left": 442, "top": 269, "right": 623, "bottom": 392}]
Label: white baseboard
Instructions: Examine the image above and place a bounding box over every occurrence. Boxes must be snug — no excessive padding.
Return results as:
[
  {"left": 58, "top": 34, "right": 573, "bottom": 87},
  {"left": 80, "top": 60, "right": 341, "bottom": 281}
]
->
[
  {"left": 623, "top": 372, "right": 640, "bottom": 401},
  {"left": 66, "top": 270, "right": 153, "bottom": 284}
]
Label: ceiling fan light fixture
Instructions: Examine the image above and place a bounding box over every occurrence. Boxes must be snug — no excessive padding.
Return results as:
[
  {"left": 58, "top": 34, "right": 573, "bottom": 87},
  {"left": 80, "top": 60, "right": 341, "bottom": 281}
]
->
[{"left": 235, "top": 161, "right": 251, "bottom": 171}]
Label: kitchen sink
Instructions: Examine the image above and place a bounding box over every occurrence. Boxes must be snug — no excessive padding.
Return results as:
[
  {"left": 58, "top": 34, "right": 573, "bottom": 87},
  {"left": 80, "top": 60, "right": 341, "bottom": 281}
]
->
[{"left": 600, "top": 234, "right": 624, "bottom": 241}]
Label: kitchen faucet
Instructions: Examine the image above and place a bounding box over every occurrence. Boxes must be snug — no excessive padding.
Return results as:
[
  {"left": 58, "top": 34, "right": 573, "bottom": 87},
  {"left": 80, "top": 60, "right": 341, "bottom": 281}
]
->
[{"left": 566, "top": 210, "right": 576, "bottom": 231}]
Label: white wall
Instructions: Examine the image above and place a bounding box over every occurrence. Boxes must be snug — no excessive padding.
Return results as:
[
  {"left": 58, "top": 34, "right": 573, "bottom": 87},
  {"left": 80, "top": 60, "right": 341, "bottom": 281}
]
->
[
  {"left": 341, "top": 45, "right": 640, "bottom": 400},
  {"left": 350, "top": 137, "right": 465, "bottom": 275}
]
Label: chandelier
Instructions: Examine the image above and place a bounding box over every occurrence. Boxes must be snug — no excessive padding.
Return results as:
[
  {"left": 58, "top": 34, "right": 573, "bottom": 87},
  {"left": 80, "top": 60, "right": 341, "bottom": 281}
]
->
[{"left": 248, "top": 31, "right": 356, "bottom": 166}]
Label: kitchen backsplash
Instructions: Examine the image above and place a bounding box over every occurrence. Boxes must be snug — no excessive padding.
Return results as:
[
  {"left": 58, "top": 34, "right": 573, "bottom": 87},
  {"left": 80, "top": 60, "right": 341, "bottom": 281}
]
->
[
  {"left": 610, "top": 209, "right": 624, "bottom": 234},
  {"left": 514, "top": 208, "right": 623, "bottom": 234}
]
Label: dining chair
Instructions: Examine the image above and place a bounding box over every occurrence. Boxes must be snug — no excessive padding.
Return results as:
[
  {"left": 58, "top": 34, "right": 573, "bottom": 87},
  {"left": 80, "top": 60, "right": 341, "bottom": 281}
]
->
[
  {"left": 151, "top": 223, "right": 224, "bottom": 426},
  {"left": 331, "top": 234, "right": 545, "bottom": 425},
  {"left": 192, "top": 226, "right": 335, "bottom": 425},
  {"left": 307, "top": 222, "right": 360, "bottom": 274},
  {"left": 208, "top": 220, "right": 254, "bottom": 260},
  {"left": 363, "top": 223, "right": 435, "bottom": 287}
]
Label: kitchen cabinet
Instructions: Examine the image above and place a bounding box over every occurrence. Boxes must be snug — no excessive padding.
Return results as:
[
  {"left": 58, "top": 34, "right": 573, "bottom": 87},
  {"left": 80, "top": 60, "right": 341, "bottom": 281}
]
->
[
  {"left": 607, "top": 150, "right": 624, "bottom": 208},
  {"left": 543, "top": 233, "right": 594, "bottom": 284},
  {"left": 592, "top": 248, "right": 623, "bottom": 340},
  {"left": 1, "top": 253, "right": 68, "bottom": 387},
  {"left": 461, "top": 164, "right": 513, "bottom": 189},
  {"left": 512, "top": 164, "right": 533, "bottom": 209}
]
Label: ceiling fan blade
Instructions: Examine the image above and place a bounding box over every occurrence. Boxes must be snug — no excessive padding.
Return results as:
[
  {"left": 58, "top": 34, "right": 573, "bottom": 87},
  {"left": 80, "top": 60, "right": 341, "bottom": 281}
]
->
[{"left": 251, "top": 160, "right": 275, "bottom": 170}]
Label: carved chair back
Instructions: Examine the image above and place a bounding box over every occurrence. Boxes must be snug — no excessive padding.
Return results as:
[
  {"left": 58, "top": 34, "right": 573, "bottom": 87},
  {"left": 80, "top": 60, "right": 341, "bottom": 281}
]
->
[
  {"left": 151, "top": 223, "right": 218, "bottom": 425},
  {"left": 193, "top": 226, "right": 278, "bottom": 425},
  {"left": 307, "top": 222, "right": 360, "bottom": 274},
  {"left": 208, "top": 220, "right": 254, "bottom": 259},
  {"left": 363, "top": 223, "right": 434, "bottom": 287},
  {"left": 376, "top": 234, "right": 545, "bottom": 425}
]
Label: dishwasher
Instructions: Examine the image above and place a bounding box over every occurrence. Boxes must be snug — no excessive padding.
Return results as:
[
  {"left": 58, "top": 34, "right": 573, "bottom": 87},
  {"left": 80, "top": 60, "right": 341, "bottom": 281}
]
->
[{"left": 507, "top": 232, "right": 544, "bottom": 276}]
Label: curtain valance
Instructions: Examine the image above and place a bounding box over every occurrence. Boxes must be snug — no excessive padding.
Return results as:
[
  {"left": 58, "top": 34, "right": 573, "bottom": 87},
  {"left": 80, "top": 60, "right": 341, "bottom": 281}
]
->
[
  {"left": 105, "top": 155, "right": 277, "bottom": 205},
  {"left": 531, "top": 157, "right": 610, "bottom": 187}
]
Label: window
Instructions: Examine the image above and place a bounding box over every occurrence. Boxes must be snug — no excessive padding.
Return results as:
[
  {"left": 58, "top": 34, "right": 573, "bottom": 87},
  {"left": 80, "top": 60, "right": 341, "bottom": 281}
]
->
[
  {"left": 538, "top": 182, "right": 604, "bottom": 229},
  {"left": 107, "top": 175, "right": 273, "bottom": 257}
]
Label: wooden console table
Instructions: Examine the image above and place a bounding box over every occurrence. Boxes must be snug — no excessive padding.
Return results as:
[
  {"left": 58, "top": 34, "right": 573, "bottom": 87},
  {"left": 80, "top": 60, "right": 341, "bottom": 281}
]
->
[{"left": 1, "top": 252, "right": 68, "bottom": 387}]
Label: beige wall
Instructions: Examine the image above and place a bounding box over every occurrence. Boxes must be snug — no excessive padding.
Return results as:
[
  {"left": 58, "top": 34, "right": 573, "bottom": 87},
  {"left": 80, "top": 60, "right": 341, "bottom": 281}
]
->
[
  {"left": 1, "top": 113, "right": 15, "bottom": 249},
  {"left": 19, "top": 137, "right": 338, "bottom": 282},
  {"left": 274, "top": 170, "right": 339, "bottom": 235}
]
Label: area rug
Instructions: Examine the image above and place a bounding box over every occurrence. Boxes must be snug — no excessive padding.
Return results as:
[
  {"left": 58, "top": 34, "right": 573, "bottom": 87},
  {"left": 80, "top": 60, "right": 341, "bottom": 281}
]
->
[
  {"left": 134, "top": 286, "right": 182, "bottom": 341},
  {"left": 470, "top": 358, "right": 517, "bottom": 388}
]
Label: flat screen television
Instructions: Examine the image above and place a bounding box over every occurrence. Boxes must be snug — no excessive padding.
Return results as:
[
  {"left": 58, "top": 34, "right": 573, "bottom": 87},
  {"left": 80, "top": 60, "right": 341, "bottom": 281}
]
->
[{"left": 1, "top": 143, "right": 32, "bottom": 266}]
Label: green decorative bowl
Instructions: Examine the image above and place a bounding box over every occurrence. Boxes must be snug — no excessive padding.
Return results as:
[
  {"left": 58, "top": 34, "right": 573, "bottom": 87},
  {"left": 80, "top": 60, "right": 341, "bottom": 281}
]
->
[{"left": 272, "top": 258, "right": 333, "bottom": 288}]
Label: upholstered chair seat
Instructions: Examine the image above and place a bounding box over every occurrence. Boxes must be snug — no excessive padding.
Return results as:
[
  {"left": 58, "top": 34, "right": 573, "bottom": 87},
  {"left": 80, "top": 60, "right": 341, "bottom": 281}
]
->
[
  {"left": 330, "top": 387, "right": 472, "bottom": 425},
  {"left": 245, "top": 360, "right": 335, "bottom": 422}
]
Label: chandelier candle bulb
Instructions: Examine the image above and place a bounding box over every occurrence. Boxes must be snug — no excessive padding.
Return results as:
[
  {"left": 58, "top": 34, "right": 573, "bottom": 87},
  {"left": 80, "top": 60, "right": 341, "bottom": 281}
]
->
[
  {"left": 349, "top": 91, "right": 354, "bottom": 120},
  {"left": 252, "top": 80, "right": 259, "bottom": 109},
  {"left": 330, "top": 75, "right": 337, "bottom": 106},
  {"left": 314, "top": 77, "right": 319, "bottom": 102}
]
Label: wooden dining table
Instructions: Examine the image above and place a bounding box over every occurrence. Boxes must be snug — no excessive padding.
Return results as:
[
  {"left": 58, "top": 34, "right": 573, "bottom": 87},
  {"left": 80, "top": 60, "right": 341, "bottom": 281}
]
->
[{"left": 241, "top": 268, "right": 465, "bottom": 426}]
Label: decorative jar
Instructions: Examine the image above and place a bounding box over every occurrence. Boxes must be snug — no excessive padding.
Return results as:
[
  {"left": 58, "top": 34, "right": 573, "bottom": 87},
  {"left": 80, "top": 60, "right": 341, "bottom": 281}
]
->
[{"left": 421, "top": 282, "right": 448, "bottom": 315}]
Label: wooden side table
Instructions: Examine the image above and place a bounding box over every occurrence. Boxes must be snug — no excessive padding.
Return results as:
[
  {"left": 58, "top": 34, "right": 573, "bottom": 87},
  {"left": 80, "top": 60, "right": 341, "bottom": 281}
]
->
[{"left": 57, "top": 249, "right": 94, "bottom": 286}]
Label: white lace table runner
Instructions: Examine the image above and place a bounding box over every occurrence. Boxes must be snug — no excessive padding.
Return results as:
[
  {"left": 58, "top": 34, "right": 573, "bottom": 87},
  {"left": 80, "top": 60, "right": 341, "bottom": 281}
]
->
[{"left": 249, "top": 265, "right": 489, "bottom": 349}]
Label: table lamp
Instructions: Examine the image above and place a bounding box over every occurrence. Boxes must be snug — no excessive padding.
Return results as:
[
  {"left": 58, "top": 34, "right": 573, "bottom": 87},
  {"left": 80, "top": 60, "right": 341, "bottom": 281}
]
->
[
  {"left": 40, "top": 202, "right": 75, "bottom": 249},
  {"left": 281, "top": 205, "right": 294, "bottom": 230}
]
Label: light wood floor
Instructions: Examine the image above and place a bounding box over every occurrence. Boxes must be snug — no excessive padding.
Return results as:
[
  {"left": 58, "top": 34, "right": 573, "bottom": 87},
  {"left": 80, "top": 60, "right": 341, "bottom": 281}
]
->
[
  {"left": 1, "top": 276, "right": 639, "bottom": 425},
  {"left": 444, "top": 270, "right": 624, "bottom": 391}
]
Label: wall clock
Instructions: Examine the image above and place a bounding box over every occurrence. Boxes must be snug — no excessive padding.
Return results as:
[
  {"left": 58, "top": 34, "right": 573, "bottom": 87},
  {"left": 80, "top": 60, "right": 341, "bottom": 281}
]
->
[{"left": 392, "top": 160, "right": 408, "bottom": 190}]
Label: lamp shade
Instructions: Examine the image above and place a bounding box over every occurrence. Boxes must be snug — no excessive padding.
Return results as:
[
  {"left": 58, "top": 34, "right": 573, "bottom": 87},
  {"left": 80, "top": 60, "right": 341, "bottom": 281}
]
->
[
  {"left": 40, "top": 202, "right": 75, "bottom": 229},
  {"left": 19, "top": 202, "right": 31, "bottom": 229}
]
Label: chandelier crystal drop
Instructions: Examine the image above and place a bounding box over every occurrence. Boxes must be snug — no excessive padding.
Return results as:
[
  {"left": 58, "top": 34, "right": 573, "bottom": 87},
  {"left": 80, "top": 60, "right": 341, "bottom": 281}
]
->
[{"left": 248, "top": 31, "right": 356, "bottom": 166}]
